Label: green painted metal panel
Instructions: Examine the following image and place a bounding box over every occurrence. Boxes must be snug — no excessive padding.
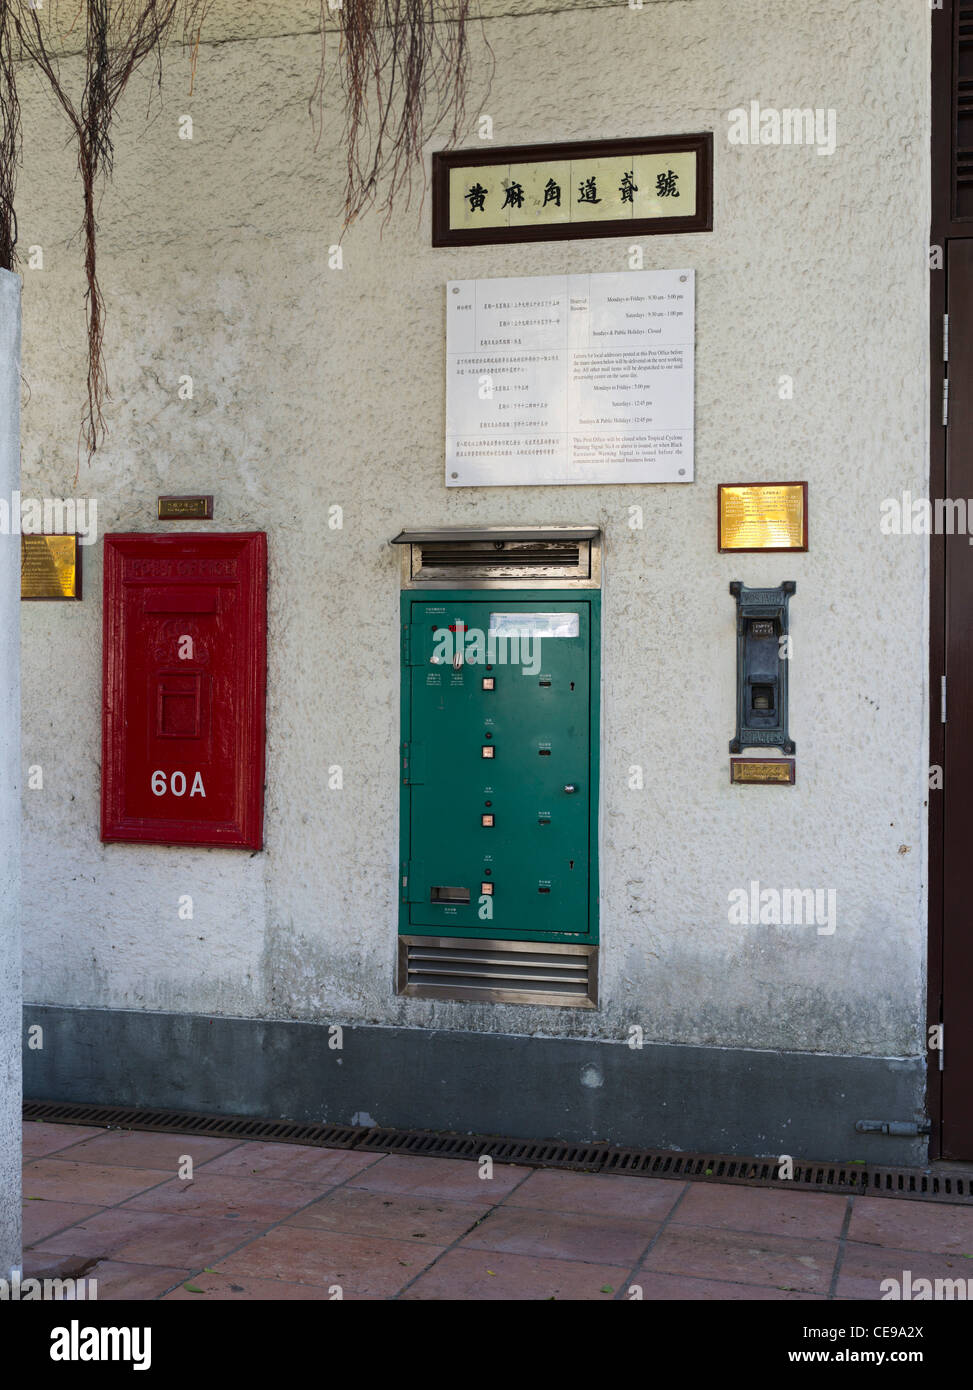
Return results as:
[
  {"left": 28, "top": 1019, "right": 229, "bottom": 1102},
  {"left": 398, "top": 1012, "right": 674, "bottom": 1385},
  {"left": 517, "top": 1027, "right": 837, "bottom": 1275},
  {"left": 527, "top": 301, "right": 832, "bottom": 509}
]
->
[{"left": 398, "top": 589, "right": 600, "bottom": 944}]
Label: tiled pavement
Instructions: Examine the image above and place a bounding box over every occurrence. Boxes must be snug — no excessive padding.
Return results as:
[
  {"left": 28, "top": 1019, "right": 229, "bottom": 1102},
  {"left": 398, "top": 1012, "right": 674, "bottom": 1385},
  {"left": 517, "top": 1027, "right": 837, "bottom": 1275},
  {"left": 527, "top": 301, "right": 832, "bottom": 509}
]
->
[{"left": 20, "top": 1121, "right": 973, "bottom": 1300}]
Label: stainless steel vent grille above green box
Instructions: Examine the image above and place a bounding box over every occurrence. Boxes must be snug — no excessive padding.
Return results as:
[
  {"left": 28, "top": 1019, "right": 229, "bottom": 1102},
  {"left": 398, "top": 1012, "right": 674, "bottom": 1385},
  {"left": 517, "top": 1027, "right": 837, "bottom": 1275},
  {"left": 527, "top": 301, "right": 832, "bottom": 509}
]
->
[{"left": 392, "top": 528, "right": 601, "bottom": 1000}]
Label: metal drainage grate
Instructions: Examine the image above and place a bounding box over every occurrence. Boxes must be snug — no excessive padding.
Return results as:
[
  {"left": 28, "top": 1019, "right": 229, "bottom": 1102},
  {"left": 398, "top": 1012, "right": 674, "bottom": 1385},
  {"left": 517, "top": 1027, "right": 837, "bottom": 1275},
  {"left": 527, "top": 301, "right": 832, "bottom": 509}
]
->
[{"left": 22, "top": 1099, "right": 972, "bottom": 1205}]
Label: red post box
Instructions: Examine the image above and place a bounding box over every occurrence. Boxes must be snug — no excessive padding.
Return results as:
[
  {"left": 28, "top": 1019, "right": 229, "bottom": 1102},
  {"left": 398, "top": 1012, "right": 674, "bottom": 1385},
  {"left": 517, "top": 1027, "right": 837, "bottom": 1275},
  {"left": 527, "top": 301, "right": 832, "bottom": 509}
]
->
[{"left": 101, "top": 533, "right": 267, "bottom": 848}]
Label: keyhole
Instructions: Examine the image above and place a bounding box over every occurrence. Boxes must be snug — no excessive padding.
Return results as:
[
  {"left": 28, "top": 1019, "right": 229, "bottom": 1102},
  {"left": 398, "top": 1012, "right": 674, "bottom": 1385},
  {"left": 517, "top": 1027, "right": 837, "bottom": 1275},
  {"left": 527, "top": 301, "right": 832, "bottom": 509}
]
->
[
  {"left": 569, "top": 860, "right": 574, "bottom": 869},
  {"left": 570, "top": 682, "right": 575, "bottom": 691}
]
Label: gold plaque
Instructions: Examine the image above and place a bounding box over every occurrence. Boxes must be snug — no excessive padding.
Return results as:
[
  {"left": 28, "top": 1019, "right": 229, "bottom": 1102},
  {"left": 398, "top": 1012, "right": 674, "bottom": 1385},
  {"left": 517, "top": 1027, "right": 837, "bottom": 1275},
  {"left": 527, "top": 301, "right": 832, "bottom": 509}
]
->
[
  {"left": 731, "top": 758, "right": 795, "bottom": 785},
  {"left": 158, "top": 495, "right": 213, "bottom": 520},
  {"left": 21, "top": 535, "right": 81, "bottom": 601},
  {"left": 719, "top": 482, "right": 807, "bottom": 552}
]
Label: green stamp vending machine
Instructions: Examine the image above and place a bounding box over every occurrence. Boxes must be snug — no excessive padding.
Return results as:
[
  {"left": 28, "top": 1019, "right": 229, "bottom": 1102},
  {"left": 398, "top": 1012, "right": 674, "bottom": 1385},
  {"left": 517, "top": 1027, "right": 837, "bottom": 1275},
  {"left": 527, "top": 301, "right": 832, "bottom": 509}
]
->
[{"left": 393, "top": 528, "right": 601, "bottom": 1008}]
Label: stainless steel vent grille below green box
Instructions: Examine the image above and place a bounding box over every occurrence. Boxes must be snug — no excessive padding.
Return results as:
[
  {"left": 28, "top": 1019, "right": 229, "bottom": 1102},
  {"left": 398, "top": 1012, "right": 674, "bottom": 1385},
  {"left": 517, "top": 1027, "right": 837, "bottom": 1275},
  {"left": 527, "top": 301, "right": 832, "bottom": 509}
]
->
[{"left": 398, "top": 936, "right": 598, "bottom": 1008}]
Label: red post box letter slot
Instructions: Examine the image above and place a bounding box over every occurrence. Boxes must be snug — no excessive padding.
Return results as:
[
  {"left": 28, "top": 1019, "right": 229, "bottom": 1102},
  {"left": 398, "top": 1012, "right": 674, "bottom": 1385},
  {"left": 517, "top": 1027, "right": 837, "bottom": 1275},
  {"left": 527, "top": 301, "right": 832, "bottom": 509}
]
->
[{"left": 101, "top": 533, "right": 267, "bottom": 848}]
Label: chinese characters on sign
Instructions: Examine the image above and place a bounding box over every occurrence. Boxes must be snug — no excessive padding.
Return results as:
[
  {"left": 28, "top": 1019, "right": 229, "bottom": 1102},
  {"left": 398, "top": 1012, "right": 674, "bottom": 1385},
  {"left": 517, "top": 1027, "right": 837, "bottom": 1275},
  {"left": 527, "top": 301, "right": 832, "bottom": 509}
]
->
[
  {"left": 446, "top": 269, "right": 695, "bottom": 487},
  {"left": 718, "top": 483, "right": 808, "bottom": 551},
  {"left": 730, "top": 758, "right": 796, "bottom": 785},
  {"left": 432, "top": 135, "right": 712, "bottom": 246},
  {"left": 465, "top": 165, "right": 683, "bottom": 217},
  {"left": 158, "top": 495, "right": 214, "bottom": 521}
]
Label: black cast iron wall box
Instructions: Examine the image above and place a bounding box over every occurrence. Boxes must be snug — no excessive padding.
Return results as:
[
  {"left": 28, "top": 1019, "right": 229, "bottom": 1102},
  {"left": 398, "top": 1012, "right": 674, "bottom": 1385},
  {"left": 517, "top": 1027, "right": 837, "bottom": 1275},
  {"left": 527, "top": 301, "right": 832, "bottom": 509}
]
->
[{"left": 729, "top": 580, "right": 795, "bottom": 755}]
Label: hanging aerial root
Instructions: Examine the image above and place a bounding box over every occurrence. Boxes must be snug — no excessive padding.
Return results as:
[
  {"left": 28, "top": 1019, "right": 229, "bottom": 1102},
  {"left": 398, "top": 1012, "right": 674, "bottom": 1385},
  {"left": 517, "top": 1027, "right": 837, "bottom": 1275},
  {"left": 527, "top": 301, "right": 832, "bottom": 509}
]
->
[
  {"left": 12, "top": 0, "right": 209, "bottom": 465},
  {"left": 310, "top": 0, "right": 493, "bottom": 231}
]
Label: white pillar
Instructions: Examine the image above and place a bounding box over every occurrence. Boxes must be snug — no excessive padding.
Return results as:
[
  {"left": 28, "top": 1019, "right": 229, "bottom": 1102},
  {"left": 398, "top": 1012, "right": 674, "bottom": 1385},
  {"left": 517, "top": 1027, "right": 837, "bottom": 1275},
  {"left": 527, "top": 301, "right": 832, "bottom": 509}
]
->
[{"left": 0, "top": 268, "right": 22, "bottom": 1279}]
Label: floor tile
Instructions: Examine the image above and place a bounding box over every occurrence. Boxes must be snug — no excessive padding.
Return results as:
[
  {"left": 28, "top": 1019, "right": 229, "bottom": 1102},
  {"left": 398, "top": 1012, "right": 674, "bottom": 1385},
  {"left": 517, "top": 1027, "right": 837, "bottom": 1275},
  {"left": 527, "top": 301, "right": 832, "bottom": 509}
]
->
[
  {"left": 22, "top": 1250, "right": 103, "bottom": 1280},
  {"left": 847, "top": 1198, "right": 973, "bottom": 1255},
  {"left": 640, "top": 1225, "right": 838, "bottom": 1294},
  {"left": 835, "top": 1240, "right": 973, "bottom": 1300},
  {"left": 29, "top": 1209, "right": 264, "bottom": 1267},
  {"left": 216, "top": 1226, "right": 446, "bottom": 1298},
  {"left": 164, "top": 1270, "right": 343, "bottom": 1300},
  {"left": 672, "top": 1184, "right": 848, "bottom": 1238},
  {"left": 505, "top": 1169, "right": 685, "bottom": 1220},
  {"left": 19, "top": 1128, "right": 973, "bottom": 1303},
  {"left": 628, "top": 1272, "right": 826, "bottom": 1300},
  {"left": 199, "top": 1142, "right": 381, "bottom": 1186},
  {"left": 400, "top": 1248, "right": 627, "bottom": 1300},
  {"left": 121, "top": 1173, "right": 323, "bottom": 1222},
  {"left": 63, "top": 1130, "right": 242, "bottom": 1171},
  {"left": 23, "top": 1198, "right": 105, "bottom": 1244},
  {"left": 28, "top": 1259, "right": 191, "bottom": 1301},
  {"left": 460, "top": 1205, "right": 658, "bottom": 1265},
  {"left": 348, "top": 1154, "right": 528, "bottom": 1202},
  {"left": 286, "top": 1187, "right": 491, "bottom": 1243},
  {"left": 23, "top": 1123, "right": 106, "bottom": 1158},
  {"left": 23, "top": 1159, "right": 172, "bottom": 1206}
]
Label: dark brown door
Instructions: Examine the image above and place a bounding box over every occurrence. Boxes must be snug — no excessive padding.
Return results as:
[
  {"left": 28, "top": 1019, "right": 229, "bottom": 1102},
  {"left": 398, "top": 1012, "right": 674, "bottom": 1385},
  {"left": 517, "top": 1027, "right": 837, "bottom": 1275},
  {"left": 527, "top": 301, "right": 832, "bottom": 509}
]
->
[{"left": 942, "top": 238, "right": 973, "bottom": 1157}]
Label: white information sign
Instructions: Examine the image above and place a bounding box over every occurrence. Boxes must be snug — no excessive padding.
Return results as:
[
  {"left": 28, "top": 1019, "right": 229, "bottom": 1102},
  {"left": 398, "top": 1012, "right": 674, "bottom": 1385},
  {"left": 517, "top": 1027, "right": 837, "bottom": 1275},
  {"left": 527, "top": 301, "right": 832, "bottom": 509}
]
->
[{"left": 446, "top": 269, "right": 694, "bottom": 487}]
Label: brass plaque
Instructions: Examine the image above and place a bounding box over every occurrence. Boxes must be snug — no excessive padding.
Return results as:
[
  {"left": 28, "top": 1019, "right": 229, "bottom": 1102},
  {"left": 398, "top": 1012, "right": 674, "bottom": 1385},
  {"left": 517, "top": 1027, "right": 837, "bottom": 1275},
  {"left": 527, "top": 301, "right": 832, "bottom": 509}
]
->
[
  {"left": 731, "top": 758, "right": 795, "bottom": 785},
  {"left": 21, "top": 534, "right": 81, "bottom": 601},
  {"left": 158, "top": 495, "right": 213, "bottom": 521},
  {"left": 718, "top": 482, "right": 807, "bottom": 552}
]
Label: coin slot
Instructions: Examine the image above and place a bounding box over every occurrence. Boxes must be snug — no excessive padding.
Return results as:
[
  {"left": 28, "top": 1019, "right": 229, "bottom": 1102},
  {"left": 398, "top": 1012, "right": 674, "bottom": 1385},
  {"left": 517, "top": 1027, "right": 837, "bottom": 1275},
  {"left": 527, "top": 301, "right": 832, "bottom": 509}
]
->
[
  {"left": 538, "top": 749, "right": 551, "bottom": 756},
  {"left": 538, "top": 885, "right": 551, "bottom": 894},
  {"left": 539, "top": 680, "right": 551, "bottom": 687}
]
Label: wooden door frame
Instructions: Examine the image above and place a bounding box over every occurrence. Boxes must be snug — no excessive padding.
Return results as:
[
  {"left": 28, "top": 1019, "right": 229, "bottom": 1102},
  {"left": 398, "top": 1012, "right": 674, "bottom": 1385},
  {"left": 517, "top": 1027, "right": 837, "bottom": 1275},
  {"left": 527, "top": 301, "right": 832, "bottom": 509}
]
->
[
  {"left": 928, "top": 0, "right": 947, "bottom": 1161},
  {"left": 928, "top": 0, "right": 973, "bottom": 1157}
]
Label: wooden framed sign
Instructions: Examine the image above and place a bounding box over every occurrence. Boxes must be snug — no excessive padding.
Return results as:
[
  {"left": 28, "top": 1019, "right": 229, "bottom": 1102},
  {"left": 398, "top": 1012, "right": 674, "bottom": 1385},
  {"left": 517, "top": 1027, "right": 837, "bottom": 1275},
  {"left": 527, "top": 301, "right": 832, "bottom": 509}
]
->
[{"left": 432, "top": 134, "right": 713, "bottom": 247}]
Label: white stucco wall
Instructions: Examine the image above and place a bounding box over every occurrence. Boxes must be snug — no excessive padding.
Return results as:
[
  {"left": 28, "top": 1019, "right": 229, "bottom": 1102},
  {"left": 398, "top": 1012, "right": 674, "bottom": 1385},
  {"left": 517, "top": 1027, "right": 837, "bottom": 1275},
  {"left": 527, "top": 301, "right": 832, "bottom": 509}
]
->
[
  {"left": 17, "top": 0, "right": 930, "bottom": 1057},
  {"left": 1, "top": 269, "right": 23, "bottom": 1275}
]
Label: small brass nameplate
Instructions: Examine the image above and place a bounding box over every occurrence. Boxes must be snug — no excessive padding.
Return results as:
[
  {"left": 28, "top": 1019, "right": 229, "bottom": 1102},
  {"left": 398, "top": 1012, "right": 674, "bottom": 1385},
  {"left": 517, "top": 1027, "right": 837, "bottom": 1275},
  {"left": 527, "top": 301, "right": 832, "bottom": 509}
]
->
[
  {"left": 21, "top": 534, "right": 82, "bottom": 601},
  {"left": 731, "top": 758, "right": 795, "bottom": 785},
  {"left": 719, "top": 482, "right": 807, "bottom": 552},
  {"left": 158, "top": 495, "right": 214, "bottom": 521}
]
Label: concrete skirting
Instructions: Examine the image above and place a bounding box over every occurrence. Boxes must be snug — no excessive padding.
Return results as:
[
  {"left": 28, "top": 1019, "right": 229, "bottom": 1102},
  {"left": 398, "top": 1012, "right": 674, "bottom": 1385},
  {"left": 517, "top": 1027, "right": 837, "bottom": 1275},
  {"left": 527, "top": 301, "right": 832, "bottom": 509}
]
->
[{"left": 23, "top": 1004, "right": 927, "bottom": 1166}]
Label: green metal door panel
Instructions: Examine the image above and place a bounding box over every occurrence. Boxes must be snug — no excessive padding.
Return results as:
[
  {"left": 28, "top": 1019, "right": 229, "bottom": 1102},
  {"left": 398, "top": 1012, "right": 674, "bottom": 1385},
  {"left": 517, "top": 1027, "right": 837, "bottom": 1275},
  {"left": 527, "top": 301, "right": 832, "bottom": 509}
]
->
[{"left": 399, "top": 591, "right": 599, "bottom": 944}]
